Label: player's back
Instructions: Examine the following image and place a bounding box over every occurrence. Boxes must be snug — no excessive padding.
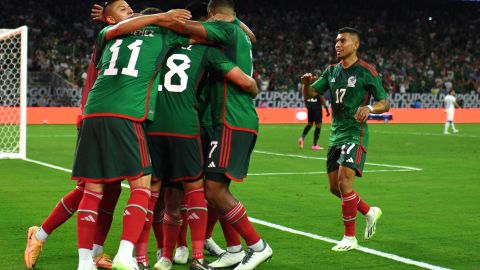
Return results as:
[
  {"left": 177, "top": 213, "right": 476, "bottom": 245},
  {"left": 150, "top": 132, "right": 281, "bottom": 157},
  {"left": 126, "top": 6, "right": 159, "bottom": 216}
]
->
[
  {"left": 85, "top": 26, "right": 188, "bottom": 121},
  {"left": 202, "top": 21, "right": 258, "bottom": 132},
  {"left": 444, "top": 94, "right": 455, "bottom": 110},
  {"left": 148, "top": 44, "right": 236, "bottom": 136}
]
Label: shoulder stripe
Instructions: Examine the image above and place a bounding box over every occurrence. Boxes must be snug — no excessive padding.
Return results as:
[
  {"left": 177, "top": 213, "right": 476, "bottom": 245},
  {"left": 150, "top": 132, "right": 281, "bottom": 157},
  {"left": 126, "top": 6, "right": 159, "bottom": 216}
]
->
[{"left": 357, "top": 60, "right": 378, "bottom": 76}]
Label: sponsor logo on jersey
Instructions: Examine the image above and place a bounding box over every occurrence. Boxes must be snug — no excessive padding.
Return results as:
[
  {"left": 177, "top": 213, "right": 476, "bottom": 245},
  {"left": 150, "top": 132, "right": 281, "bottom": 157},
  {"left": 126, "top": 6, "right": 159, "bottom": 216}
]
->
[
  {"left": 347, "top": 76, "right": 357, "bottom": 87},
  {"left": 346, "top": 157, "right": 354, "bottom": 163},
  {"left": 208, "top": 161, "right": 216, "bottom": 168}
]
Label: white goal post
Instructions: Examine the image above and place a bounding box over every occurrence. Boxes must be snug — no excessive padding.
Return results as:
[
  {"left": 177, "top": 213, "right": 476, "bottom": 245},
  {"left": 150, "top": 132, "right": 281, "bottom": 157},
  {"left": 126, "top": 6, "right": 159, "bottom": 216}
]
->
[{"left": 0, "top": 26, "right": 28, "bottom": 159}]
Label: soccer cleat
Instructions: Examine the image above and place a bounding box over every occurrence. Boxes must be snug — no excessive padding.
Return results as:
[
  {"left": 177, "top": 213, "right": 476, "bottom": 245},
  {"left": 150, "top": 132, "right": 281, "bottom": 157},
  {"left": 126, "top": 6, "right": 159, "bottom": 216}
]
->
[
  {"left": 209, "top": 250, "right": 245, "bottom": 268},
  {"left": 298, "top": 137, "right": 304, "bottom": 149},
  {"left": 233, "top": 241, "right": 272, "bottom": 270},
  {"left": 453, "top": 129, "right": 459, "bottom": 133},
  {"left": 112, "top": 256, "right": 139, "bottom": 270},
  {"left": 204, "top": 238, "right": 225, "bottom": 257},
  {"left": 78, "top": 260, "right": 99, "bottom": 270},
  {"left": 153, "top": 257, "right": 172, "bottom": 270},
  {"left": 137, "top": 261, "right": 149, "bottom": 270},
  {"left": 189, "top": 259, "right": 213, "bottom": 270},
  {"left": 444, "top": 131, "right": 450, "bottom": 135},
  {"left": 25, "top": 226, "right": 45, "bottom": 269},
  {"left": 331, "top": 236, "right": 358, "bottom": 252},
  {"left": 173, "top": 246, "right": 189, "bottom": 265},
  {"left": 365, "top": 207, "right": 382, "bottom": 240},
  {"left": 311, "top": 145, "right": 323, "bottom": 150},
  {"left": 94, "top": 253, "right": 113, "bottom": 269}
]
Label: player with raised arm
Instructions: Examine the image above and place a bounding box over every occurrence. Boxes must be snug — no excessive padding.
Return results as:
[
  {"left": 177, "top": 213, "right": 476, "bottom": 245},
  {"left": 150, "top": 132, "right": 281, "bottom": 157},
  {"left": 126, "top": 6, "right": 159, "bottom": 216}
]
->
[
  {"left": 302, "top": 27, "right": 389, "bottom": 252},
  {"left": 298, "top": 91, "right": 330, "bottom": 150},
  {"left": 148, "top": 3, "right": 258, "bottom": 270},
  {"left": 443, "top": 89, "right": 460, "bottom": 134},
  {"left": 70, "top": 2, "right": 191, "bottom": 269},
  {"left": 167, "top": 1, "right": 272, "bottom": 269}
]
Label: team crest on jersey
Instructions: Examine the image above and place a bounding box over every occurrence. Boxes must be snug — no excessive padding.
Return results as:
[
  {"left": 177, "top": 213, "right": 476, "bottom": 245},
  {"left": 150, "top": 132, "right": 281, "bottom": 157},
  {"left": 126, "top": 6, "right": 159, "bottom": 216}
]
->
[{"left": 347, "top": 76, "right": 357, "bottom": 87}]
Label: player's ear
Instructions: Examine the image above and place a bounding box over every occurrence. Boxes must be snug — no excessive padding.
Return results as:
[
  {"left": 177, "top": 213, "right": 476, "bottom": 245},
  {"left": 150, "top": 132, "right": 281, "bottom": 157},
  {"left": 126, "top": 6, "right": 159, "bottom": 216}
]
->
[{"left": 105, "top": 15, "right": 116, "bottom": 25}]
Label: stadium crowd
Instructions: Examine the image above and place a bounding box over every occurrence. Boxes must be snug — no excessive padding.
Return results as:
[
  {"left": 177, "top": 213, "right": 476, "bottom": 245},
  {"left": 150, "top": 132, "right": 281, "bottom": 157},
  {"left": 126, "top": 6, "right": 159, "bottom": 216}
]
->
[{"left": 1, "top": 0, "right": 479, "bottom": 106}]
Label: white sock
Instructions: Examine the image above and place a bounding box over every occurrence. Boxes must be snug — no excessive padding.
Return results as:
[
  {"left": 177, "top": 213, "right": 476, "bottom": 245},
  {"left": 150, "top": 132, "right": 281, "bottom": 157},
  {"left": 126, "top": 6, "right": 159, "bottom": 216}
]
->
[
  {"left": 248, "top": 239, "right": 265, "bottom": 252},
  {"left": 444, "top": 122, "right": 449, "bottom": 132},
  {"left": 78, "top": 248, "right": 93, "bottom": 267},
  {"left": 452, "top": 123, "right": 457, "bottom": 130},
  {"left": 343, "top": 235, "right": 356, "bottom": 241},
  {"left": 92, "top": 244, "right": 103, "bottom": 258},
  {"left": 35, "top": 227, "right": 49, "bottom": 242},
  {"left": 116, "top": 240, "right": 134, "bottom": 259},
  {"left": 226, "top": 245, "right": 243, "bottom": 253}
]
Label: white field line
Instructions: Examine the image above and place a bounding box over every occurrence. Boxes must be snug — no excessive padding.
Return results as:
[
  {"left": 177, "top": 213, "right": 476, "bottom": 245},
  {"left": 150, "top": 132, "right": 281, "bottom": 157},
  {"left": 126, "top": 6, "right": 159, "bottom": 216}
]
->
[
  {"left": 371, "top": 130, "right": 480, "bottom": 138},
  {"left": 249, "top": 169, "right": 415, "bottom": 176},
  {"left": 21, "top": 158, "right": 449, "bottom": 270},
  {"left": 253, "top": 150, "right": 423, "bottom": 171}
]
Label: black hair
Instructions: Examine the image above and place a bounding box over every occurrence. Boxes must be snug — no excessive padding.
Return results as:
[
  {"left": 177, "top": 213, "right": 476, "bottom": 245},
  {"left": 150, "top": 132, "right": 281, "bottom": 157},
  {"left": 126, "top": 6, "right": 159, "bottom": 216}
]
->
[
  {"left": 207, "top": 0, "right": 234, "bottom": 10},
  {"left": 103, "top": 0, "right": 121, "bottom": 9},
  {"left": 140, "top": 7, "right": 163, "bottom": 15},
  {"left": 338, "top": 27, "right": 361, "bottom": 41},
  {"left": 187, "top": 1, "right": 208, "bottom": 20}
]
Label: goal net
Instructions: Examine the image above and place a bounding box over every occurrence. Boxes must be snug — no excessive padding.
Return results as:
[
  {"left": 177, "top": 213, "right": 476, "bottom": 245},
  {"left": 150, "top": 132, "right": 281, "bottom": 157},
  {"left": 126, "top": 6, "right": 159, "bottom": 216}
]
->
[{"left": 0, "top": 26, "right": 27, "bottom": 159}]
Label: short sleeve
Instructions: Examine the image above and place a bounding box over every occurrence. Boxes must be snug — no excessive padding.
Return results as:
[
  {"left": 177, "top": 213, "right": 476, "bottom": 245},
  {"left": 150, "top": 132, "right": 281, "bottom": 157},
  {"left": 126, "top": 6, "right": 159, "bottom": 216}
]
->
[
  {"left": 311, "top": 68, "right": 330, "bottom": 95},
  {"left": 365, "top": 72, "right": 387, "bottom": 101},
  {"left": 206, "top": 47, "right": 237, "bottom": 75},
  {"left": 201, "top": 21, "right": 234, "bottom": 47}
]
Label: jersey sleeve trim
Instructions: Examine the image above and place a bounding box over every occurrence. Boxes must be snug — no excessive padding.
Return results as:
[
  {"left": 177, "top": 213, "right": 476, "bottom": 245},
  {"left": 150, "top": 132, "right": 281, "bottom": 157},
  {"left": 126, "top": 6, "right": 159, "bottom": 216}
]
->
[{"left": 358, "top": 59, "right": 379, "bottom": 76}]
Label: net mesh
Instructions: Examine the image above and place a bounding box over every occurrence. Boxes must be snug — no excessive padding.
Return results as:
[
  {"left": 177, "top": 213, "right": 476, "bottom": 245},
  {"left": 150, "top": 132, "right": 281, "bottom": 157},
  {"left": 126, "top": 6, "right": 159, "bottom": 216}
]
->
[{"left": 0, "top": 29, "right": 23, "bottom": 157}]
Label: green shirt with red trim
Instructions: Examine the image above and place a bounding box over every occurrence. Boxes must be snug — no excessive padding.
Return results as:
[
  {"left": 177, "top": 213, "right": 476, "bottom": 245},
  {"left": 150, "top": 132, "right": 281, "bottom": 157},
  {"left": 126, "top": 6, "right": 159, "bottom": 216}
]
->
[
  {"left": 201, "top": 21, "right": 258, "bottom": 132},
  {"left": 147, "top": 44, "right": 236, "bottom": 136},
  {"left": 84, "top": 25, "right": 189, "bottom": 121},
  {"left": 311, "top": 60, "right": 387, "bottom": 149}
]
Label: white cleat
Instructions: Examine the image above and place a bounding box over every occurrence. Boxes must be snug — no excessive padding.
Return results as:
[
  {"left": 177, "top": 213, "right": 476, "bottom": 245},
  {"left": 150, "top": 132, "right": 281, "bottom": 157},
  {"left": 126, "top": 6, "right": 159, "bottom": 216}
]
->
[
  {"left": 365, "top": 206, "right": 382, "bottom": 240},
  {"left": 204, "top": 237, "right": 226, "bottom": 257},
  {"left": 453, "top": 129, "right": 459, "bottom": 133},
  {"left": 112, "top": 256, "right": 139, "bottom": 270},
  {"left": 173, "top": 246, "right": 189, "bottom": 265},
  {"left": 154, "top": 257, "right": 172, "bottom": 270},
  {"left": 444, "top": 131, "right": 450, "bottom": 135},
  {"left": 233, "top": 241, "right": 272, "bottom": 270},
  {"left": 209, "top": 250, "right": 245, "bottom": 268},
  {"left": 331, "top": 236, "right": 358, "bottom": 252},
  {"left": 78, "top": 259, "right": 98, "bottom": 270}
]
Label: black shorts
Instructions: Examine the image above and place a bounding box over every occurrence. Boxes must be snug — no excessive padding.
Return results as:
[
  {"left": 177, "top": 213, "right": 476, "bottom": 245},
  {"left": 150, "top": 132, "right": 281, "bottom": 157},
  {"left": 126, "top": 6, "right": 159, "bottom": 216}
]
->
[
  {"left": 307, "top": 108, "right": 323, "bottom": 124},
  {"left": 148, "top": 135, "right": 203, "bottom": 184},
  {"left": 326, "top": 143, "right": 367, "bottom": 177},
  {"left": 204, "top": 125, "right": 257, "bottom": 182},
  {"left": 71, "top": 117, "right": 151, "bottom": 183}
]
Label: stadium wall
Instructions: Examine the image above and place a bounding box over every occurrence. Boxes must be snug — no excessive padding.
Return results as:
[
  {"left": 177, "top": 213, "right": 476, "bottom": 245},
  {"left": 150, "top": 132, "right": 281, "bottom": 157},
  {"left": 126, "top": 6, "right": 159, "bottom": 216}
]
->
[{"left": 5, "top": 107, "right": 479, "bottom": 124}]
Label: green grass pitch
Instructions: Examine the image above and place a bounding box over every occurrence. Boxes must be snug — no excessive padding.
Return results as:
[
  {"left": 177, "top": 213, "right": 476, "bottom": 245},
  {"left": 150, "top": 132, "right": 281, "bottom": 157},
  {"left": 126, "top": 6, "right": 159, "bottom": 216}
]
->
[{"left": 1, "top": 123, "right": 479, "bottom": 269}]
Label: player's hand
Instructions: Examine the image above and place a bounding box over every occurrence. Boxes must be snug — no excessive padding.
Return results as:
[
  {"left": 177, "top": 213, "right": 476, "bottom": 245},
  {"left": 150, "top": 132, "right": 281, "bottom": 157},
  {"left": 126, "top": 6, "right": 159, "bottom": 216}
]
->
[
  {"left": 301, "top": 73, "right": 314, "bottom": 85},
  {"left": 91, "top": 4, "right": 106, "bottom": 23},
  {"left": 161, "top": 9, "right": 192, "bottom": 24},
  {"left": 325, "top": 109, "right": 331, "bottom": 117},
  {"left": 355, "top": 106, "right": 370, "bottom": 123},
  {"left": 208, "top": 13, "right": 235, "bottom": 22}
]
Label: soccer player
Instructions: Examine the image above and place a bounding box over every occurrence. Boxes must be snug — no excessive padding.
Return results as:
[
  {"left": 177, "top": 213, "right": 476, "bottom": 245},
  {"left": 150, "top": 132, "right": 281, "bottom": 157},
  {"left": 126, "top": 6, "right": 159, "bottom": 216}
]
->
[
  {"left": 70, "top": 2, "right": 191, "bottom": 269},
  {"left": 443, "top": 89, "right": 460, "bottom": 134},
  {"left": 298, "top": 93, "right": 330, "bottom": 150},
  {"left": 301, "top": 27, "right": 390, "bottom": 251},
  {"left": 168, "top": 1, "right": 273, "bottom": 269},
  {"left": 148, "top": 4, "right": 258, "bottom": 270},
  {"left": 24, "top": 3, "right": 136, "bottom": 269}
]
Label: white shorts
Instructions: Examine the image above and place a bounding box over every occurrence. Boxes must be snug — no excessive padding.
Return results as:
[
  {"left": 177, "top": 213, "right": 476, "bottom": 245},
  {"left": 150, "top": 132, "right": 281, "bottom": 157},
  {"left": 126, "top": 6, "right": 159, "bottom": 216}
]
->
[{"left": 446, "top": 109, "right": 454, "bottom": 121}]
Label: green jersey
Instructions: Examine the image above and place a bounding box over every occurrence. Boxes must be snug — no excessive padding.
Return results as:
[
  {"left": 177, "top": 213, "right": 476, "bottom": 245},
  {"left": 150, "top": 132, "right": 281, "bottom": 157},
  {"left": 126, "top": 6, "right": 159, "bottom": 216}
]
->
[
  {"left": 202, "top": 21, "right": 258, "bottom": 133},
  {"left": 84, "top": 25, "right": 189, "bottom": 121},
  {"left": 311, "top": 59, "right": 387, "bottom": 149},
  {"left": 147, "top": 45, "right": 236, "bottom": 136}
]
